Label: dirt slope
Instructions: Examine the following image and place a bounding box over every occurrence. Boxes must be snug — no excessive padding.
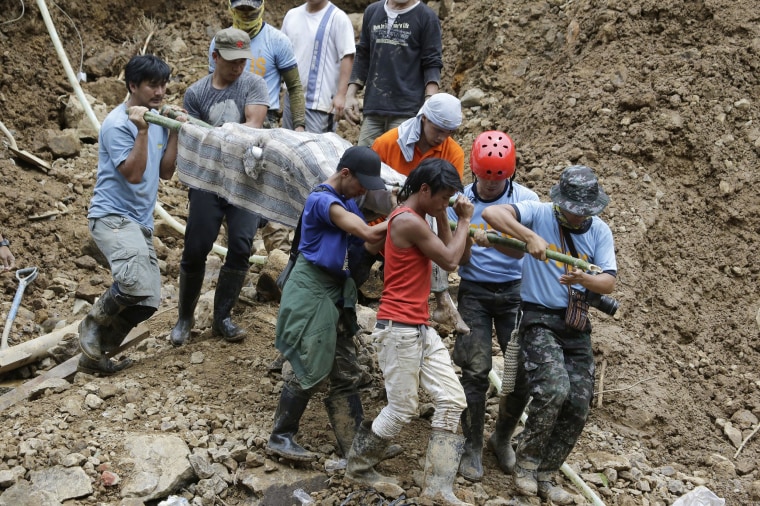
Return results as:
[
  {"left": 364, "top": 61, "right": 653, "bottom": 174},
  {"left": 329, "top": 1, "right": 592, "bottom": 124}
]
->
[{"left": 0, "top": 0, "right": 759, "bottom": 504}]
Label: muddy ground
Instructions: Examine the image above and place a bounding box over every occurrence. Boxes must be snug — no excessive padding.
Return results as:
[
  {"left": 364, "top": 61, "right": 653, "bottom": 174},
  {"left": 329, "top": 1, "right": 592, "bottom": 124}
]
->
[{"left": 0, "top": 0, "right": 759, "bottom": 504}]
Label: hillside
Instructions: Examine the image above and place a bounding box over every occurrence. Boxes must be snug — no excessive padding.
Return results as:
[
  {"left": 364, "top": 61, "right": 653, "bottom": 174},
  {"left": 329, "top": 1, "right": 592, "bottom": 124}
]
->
[{"left": 0, "top": 0, "right": 758, "bottom": 504}]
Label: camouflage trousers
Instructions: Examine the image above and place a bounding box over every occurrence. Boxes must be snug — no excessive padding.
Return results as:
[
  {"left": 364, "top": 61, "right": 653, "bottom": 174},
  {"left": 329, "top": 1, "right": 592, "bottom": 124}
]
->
[
  {"left": 453, "top": 278, "right": 522, "bottom": 403},
  {"left": 507, "top": 308, "right": 595, "bottom": 475}
]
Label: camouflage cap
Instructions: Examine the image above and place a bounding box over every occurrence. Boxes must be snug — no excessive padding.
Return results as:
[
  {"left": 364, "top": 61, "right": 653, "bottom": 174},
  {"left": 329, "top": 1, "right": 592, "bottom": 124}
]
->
[{"left": 549, "top": 165, "right": 610, "bottom": 216}]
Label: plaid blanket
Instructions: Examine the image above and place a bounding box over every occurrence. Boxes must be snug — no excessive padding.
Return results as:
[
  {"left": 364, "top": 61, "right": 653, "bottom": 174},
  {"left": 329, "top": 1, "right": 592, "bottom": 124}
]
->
[{"left": 176, "top": 123, "right": 405, "bottom": 228}]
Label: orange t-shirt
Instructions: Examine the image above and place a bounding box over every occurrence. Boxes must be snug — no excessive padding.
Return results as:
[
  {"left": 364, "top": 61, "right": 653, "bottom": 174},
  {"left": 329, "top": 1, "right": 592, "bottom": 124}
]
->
[{"left": 371, "top": 128, "right": 465, "bottom": 179}]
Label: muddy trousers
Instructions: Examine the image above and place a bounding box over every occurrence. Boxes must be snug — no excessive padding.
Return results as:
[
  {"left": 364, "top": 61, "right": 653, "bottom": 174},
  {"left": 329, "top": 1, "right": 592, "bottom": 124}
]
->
[
  {"left": 453, "top": 279, "right": 522, "bottom": 403},
  {"left": 515, "top": 312, "right": 595, "bottom": 475},
  {"left": 371, "top": 321, "right": 467, "bottom": 439}
]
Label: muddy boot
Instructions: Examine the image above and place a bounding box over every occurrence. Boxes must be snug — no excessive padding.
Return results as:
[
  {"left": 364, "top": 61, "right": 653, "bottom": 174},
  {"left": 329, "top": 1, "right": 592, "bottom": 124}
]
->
[
  {"left": 346, "top": 420, "right": 398, "bottom": 485},
  {"left": 266, "top": 385, "right": 316, "bottom": 461},
  {"left": 488, "top": 395, "right": 520, "bottom": 474},
  {"left": 325, "top": 394, "right": 403, "bottom": 461},
  {"left": 537, "top": 476, "right": 575, "bottom": 505},
  {"left": 78, "top": 285, "right": 124, "bottom": 361},
  {"left": 212, "top": 267, "right": 247, "bottom": 342},
  {"left": 513, "top": 463, "right": 538, "bottom": 497},
  {"left": 170, "top": 269, "right": 204, "bottom": 346},
  {"left": 77, "top": 354, "right": 133, "bottom": 376},
  {"left": 268, "top": 353, "right": 287, "bottom": 372},
  {"left": 431, "top": 291, "right": 470, "bottom": 334},
  {"left": 420, "top": 431, "right": 473, "bottom": 506},
  {"left": 458, "top": 401, "right": 485, "bottom": 482},
  {"left": 101, "top": 314, "right": 134, "bottom": 355}
]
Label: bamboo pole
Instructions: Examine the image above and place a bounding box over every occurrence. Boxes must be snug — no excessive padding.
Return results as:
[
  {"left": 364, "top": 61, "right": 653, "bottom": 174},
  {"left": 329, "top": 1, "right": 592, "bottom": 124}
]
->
[
  {"left": 448, "top": 220, "right": 601, "bottom": 273},
  {"left": 159, "top": 106, "right": 213, "bottom": 129}
]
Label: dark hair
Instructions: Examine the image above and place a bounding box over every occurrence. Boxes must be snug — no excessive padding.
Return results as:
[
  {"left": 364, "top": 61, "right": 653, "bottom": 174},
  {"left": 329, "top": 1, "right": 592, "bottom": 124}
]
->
[
  {"left": 124, "top": 55, "right": 171, "bottom": 93},
  {"left": 398, "top": 158, "right": 463, "bottom": 202}
]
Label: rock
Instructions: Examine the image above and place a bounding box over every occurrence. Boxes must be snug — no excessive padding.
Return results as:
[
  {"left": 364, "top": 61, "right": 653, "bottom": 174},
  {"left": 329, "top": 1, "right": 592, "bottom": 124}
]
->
[
  {"left": 460, "top": 88, "right": 485, "bottom": 108},
  {"left": 723, "top": 422, "right": 743, "bottom": 448},
  {"left": 0, "top": 481, "right": 62, "bottom": 506},
  {"left": 75, "top": 283, "right": 103, "bottom": 304},
  {"left": 730, "top": 409, "right": 758, "bottom": 429},
  {"left": 28, "top": 378, "right": 70, "bottom": 400},
  {"left": 101, "top": 471, "right": 120, "bottom": 486},
  {"left": 119, "top": 435, "right": 194, "bottom": 501},
  {"left": 28, "top": 466, "right": 93, "bottom": 501},
  {"left": 46, "top": 129, "right": 81, "bottom": 159},
  {"left": 63, "top": 93, "right": 109, "bottom": 141},
  {"left": 587, "top": 451, "right": 631, "bottom": 471},
  {"left": 374, "top": 480, "right": 405, "bottom": 498}
]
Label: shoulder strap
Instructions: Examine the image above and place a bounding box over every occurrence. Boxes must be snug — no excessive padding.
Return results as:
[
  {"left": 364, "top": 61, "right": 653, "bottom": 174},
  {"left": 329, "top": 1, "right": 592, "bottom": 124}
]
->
[{"left": 289, "top": 185, "right": 330, "bottom": 261}]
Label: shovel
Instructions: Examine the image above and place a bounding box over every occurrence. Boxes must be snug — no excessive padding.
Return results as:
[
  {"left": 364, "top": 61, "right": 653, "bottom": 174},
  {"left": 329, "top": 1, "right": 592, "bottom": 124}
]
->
[
  {"left": 1, "top": 267, "right": 39, "bottom": 350},
  {"left": 0, "top": 120, "right": 50, "bottom": 174}
]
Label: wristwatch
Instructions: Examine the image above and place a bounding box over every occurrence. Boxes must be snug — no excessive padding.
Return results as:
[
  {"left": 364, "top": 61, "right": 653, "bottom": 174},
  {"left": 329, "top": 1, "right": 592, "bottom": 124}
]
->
[{"left": 0, "top": 239, "right": 9, "bottom": 248}]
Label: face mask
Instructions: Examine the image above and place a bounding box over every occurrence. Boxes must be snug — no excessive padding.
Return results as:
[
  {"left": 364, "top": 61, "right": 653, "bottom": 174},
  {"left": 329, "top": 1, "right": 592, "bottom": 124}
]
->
[
  {"left": 229, "top": 1, "right": 264, "bottom": 38},
  {"left": 553, "top": 204, "right": 592, "bottom": 233}
]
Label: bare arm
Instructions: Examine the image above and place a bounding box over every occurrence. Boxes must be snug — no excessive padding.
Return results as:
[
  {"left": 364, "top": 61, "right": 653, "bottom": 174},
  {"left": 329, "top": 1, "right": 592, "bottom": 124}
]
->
[
  {"left": 329, "top": 204, "right": 388, "bottom": 244},
  {"left": 394, "top": 196, "right": 473, "bottom": 271},
  {"left": 482, "top": 205, "right": 548, "bottom": 260},
  {"left": 560, "top": 269, "right": 616, "bottom": 295},
  {"left": 332, "top": 54, "right": 354, "bottom": 121},
  {"left": 344, "top": 82, "right": 362, "bottom": 125},
  {"left": 119, "top": 106, "right": 150, "bottom": 184},
  {"left": 243, "top": 104, "right": 268, "bottom": 129}
]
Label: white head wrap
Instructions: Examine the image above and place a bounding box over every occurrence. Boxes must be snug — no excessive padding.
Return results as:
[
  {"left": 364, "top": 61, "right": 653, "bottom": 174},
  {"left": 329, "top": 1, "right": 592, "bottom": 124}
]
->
[{"left": 396, "top": 93, "right": 462, "bottom": 162}]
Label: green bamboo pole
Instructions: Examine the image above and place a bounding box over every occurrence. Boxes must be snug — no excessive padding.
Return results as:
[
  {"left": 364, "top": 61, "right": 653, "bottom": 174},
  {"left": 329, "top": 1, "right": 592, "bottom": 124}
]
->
[
  {"left": 448, "top": 220, "right": 601, "bottom": 273},
  {"left": 159, "top": 106, "right": 214, "bottom": 129},
  {"left": 143, "top": 111, "right": 183, "bottom": 131}
]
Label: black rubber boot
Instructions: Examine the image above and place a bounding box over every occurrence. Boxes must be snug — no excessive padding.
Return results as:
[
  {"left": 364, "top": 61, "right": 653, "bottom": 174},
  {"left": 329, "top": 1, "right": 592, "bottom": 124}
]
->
[
  {"left": 421, "top": 431, "right": 473, "bottom": 506},
  {"left": 458, "top": 401, "right": 486, "bottom": 482},
  {"left": 170, "top": 269, "right": 205, "bottom": 346},
  {"left": 325, "top": 394, "right": 404, "bottom": 461},
  {"left": 324, "top": 393, "right": 364, "bottom": 457},
  {"left": 212, "top": 267, "right": 248, "bottom": 342},
  {"left": 345, "top": 420, "right": 397, "bottom": 485},
  {"left": 488, "top": 395, "right": 520, "bottom": 474},
  {"left": 77, "top": 354, "right": 133, "bottom": 376},
  {"left": 101, "top": 314, "right": 135, "bottom": 355},
  {"left": 78, "top": 285, "right": 125, "bottom": 361},
  {"left": 266, "top": 385, "right": 316, "bottom": 461}
]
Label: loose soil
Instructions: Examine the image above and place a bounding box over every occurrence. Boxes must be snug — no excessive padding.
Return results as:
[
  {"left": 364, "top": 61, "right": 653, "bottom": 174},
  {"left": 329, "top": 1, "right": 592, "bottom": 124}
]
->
[{"left": 0, "top": 0, "right": 759, "bottom": 504}]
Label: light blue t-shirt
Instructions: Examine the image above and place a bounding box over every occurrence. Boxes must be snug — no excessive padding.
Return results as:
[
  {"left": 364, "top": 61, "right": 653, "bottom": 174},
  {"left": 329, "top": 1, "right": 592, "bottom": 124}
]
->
[
  {"left": 514, "top": 201, "right": 617, "bottom": 309},
  {"left": 208, "top": 23, "right": 298, "bottom": 111},
  {"left": 88, "top": 103, "right": 168, "bottom": 231},
  {"left": 448, "top": 182, "right": 539, "bottom": 283}
]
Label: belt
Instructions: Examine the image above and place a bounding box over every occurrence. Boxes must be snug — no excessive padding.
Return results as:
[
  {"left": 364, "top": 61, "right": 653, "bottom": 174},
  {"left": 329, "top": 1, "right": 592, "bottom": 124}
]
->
[
  {"left": 521, "top": 302, "right": 566, "bottom": 317},
  {"left": 375, "top": 319, "right": 421, "bottom": 330}
]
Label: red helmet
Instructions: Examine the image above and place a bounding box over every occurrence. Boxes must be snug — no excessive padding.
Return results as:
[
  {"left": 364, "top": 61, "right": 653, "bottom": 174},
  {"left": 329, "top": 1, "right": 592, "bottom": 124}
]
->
[{"left": 470, "top": 131, "right": 516, "bottom": 180}]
